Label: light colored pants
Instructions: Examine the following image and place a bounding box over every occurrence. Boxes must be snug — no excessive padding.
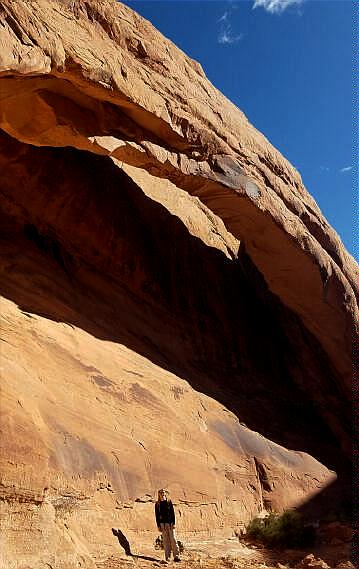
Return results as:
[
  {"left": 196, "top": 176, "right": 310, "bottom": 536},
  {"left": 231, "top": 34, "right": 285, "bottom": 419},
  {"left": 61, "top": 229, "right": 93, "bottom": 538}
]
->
[{"left": 160, "top": 523, "right": 179, "bottom": 559}]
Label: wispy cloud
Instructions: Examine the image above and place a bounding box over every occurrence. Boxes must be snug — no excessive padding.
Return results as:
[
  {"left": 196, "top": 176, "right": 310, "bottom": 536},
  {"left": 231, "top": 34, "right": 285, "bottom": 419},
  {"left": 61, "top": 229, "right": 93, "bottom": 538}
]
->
[
  {"left": 339, "top": 166, "right": 353, "bottom": 173},
  {"left": 217, "top": 4, "right": 243, "bottom": 45},
  {"left": 218, "top": 11, "right": 229, "bottom": 23},
  {"left": 218, "top": 28, "right": 243, "bottom": 44},
  {"left": 253, "top": 0, "right": 304, "bottom": 14},
  {"left": 320, "top": 166, "right": 330, "bottom": 172}
]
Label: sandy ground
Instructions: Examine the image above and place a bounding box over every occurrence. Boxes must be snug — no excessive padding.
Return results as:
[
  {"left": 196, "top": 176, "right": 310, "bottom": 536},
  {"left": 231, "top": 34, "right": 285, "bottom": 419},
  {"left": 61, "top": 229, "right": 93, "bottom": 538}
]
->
[{"left": 95, "top": 537, "right": 354, "bottom": 569}]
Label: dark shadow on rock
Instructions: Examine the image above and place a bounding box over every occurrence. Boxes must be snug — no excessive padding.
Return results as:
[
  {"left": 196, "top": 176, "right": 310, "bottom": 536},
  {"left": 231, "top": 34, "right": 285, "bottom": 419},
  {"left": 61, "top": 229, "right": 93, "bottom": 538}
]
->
[
  {"left": 111, "top": 528, "right": 159, "bottom": 562},
  {"left": 132, "top": 555, "right": 160, "bottom": 562},
  {"left": 297, "top": 477, "right": 353, "bottom": 522},
  {"left": 0, "top": 130, "right": 352, "bottom": 515},
  {"left": 112, "top": 528, "right": 132, "bottom": 556}
]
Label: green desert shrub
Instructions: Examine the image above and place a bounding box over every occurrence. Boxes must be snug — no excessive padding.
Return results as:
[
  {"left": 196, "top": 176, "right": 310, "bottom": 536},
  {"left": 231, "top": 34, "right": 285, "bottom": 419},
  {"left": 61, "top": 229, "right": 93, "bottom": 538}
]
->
[{"left": 246, "top": 511, "right": 316, "bottom": 548}]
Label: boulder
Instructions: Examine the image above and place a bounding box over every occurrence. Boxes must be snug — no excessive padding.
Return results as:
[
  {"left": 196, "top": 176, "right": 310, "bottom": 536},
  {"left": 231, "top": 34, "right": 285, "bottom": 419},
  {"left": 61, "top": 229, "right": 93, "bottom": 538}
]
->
[{"left": 295, "top": 554, "right": 331, "bottom": 569}]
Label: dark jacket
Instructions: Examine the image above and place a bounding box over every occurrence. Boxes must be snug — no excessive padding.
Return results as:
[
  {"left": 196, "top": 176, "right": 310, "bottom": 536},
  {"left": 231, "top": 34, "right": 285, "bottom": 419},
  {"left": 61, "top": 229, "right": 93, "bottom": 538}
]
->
[{"left": 155, "top": 499, "right": 175, "bottom": 528}]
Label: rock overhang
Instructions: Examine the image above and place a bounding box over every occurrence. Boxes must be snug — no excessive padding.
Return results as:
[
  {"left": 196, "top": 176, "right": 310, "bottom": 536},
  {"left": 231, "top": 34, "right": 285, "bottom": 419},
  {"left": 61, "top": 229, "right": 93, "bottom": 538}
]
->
[{"left": 0, "top": 0, "right": 357, "bottom": 446}]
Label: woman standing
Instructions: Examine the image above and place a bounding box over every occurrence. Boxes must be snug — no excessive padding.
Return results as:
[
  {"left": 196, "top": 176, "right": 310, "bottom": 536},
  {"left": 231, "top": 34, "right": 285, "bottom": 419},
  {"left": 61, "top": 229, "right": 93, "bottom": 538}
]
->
[{"left": 155, "top": 489, "right": 181, "bottom": 563}]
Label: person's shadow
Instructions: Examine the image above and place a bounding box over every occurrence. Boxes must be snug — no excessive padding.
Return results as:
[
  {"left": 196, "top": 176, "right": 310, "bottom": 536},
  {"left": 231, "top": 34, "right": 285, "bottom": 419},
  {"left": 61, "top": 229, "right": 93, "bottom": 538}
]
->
[{"left": 111, "top": 528, "right": 159, "bottom": 562}]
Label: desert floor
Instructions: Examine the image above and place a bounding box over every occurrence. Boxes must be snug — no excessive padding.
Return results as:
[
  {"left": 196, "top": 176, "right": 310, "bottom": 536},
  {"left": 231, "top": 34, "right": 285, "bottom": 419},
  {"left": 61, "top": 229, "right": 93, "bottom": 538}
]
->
[{"left": 95, "top": 536, "right": 353, "bottom": 569}]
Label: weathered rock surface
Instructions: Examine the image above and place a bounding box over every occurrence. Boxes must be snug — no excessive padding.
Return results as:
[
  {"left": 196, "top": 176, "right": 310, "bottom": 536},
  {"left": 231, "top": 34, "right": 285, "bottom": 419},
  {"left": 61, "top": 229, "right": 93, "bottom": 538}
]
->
[{"left": 0, "top": 1, "right": 357, "bottom": 568}]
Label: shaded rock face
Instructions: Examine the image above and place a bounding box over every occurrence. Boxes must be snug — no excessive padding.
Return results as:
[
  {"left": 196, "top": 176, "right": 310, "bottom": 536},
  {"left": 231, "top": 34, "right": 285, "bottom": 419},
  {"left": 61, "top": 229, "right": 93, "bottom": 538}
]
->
[{"left": 0, "top": 1, "right": 357, "bottom": 568}]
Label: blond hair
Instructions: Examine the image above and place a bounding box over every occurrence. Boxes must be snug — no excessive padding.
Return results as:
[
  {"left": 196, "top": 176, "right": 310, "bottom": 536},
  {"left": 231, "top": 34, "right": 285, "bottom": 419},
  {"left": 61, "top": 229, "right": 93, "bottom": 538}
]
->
[{"left": 157, "top": 488, "right": 169, "bottom": 502}]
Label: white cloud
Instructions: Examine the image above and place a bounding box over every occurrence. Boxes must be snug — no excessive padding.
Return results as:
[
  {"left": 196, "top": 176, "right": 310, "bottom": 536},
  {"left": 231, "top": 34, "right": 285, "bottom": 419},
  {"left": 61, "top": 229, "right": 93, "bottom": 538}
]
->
[
  {"left": 218, "top": 11, "right": 229, "bottom": 23},
  {"left": 320, "top": 166, "right": 330, "bottom": 172},
  {"left": 339, "top": 166, "right": 353, "bottom": 173},
  {"left": 218, "top": 28, "right": 243, "bottom": 44},
  {"left": 217, "top": 5, "right": 243, "bottom": 45},
  {"left": 253, "top": 0, "right": 304, "bottom": 14}
]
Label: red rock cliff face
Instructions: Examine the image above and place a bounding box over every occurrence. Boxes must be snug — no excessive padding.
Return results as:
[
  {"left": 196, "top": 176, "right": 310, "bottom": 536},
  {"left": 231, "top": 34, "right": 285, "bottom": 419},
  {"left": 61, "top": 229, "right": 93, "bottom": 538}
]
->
[{"left": 0, "top": 1, "right": 357, "bottom": 568}]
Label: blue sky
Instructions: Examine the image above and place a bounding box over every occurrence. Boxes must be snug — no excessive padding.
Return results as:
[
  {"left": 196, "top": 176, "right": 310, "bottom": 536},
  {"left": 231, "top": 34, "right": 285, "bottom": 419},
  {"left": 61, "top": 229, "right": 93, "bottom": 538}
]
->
[{"left": 123, "top": 0, "right": 355, "bottom": 259}]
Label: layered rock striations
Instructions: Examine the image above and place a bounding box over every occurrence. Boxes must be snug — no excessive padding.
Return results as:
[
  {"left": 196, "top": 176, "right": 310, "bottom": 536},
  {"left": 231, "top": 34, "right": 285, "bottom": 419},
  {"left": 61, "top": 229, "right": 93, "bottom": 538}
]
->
[{"left": 0, "top": 1, "right": 357, "bottom": 568}]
